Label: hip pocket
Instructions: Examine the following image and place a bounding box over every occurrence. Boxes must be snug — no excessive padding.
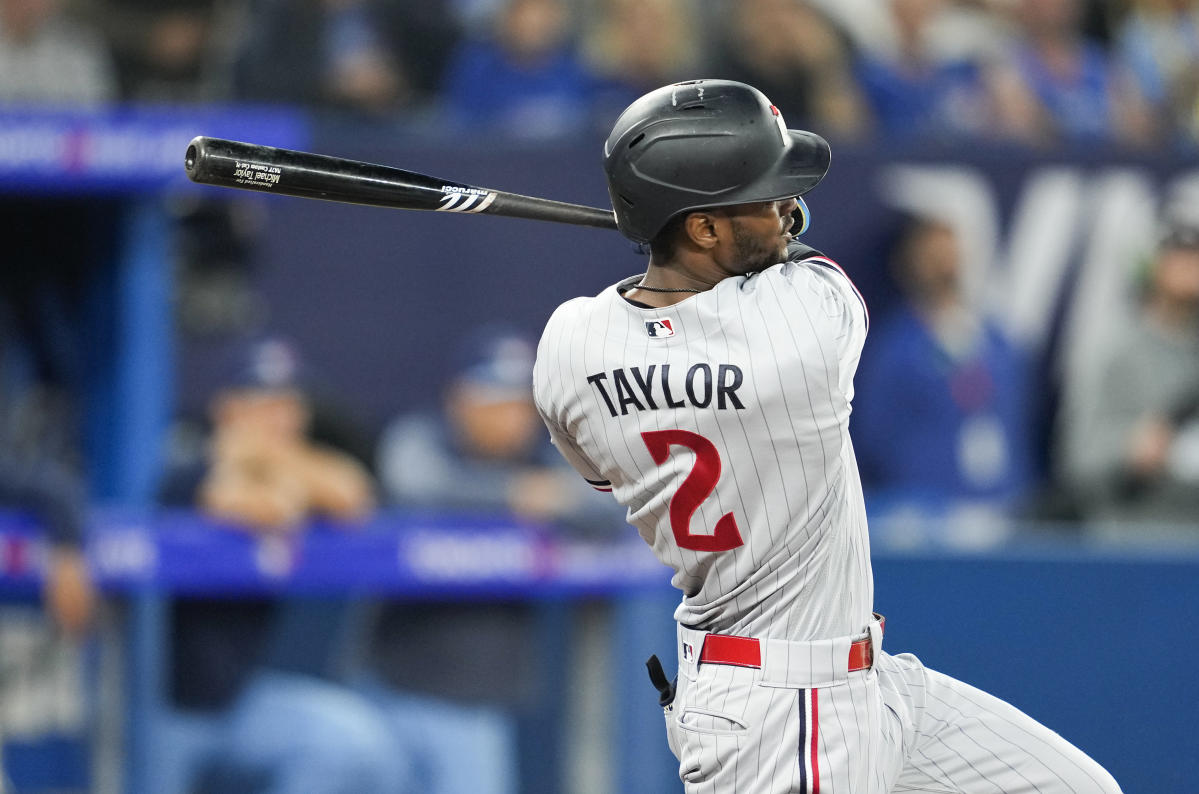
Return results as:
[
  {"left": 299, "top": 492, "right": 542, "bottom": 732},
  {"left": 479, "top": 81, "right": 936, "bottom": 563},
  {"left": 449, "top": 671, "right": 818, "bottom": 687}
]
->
[
  {"left": 678, "top": 706, "right": 748, "bottom": 736},
  {"left": 664, "top": 702, "right": 681, "bottom": 759}
]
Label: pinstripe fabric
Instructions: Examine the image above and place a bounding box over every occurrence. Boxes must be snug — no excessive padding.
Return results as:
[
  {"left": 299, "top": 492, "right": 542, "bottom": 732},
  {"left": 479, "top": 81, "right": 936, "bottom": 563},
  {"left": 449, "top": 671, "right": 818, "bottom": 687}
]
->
[
  {"left": 878, "top": 652, "right": 1121, "bottom": 794},
  {"left": 534, "top": 257, "right": 1121, "bottom": 793},
  {"left": 534, "top": 258, "right": 873, "bottom": 642},
  {"left": 663, "top": 644, "right": 1118, "bottom": 793}
]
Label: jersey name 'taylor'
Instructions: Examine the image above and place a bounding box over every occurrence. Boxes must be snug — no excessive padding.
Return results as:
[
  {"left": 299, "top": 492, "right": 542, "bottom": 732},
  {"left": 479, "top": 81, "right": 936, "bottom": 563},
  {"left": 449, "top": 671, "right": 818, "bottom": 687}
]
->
[{"left": 586, "top": 363, "right": 746, "bottom": 417}]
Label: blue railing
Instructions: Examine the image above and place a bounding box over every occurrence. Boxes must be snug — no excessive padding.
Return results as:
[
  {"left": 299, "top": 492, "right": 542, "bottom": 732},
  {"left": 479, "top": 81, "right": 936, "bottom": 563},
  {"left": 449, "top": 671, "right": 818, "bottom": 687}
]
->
[{"left": 2, "top": 511, "right": 1195, "bottom": 793}]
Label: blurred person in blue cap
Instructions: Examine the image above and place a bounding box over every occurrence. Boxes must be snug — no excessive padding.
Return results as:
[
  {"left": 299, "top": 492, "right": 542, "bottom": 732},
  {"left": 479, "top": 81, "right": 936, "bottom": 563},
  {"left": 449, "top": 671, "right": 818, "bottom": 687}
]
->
[
  {"left": 365, "top": 324, "right": 625, "bottom": 794},
  {"left": 154, "top": 335, "right": 399, "bottom": 794},
  {"left": 378, "top": 324, "right": 618, "bottom": 528},
  {"left": 190, "top": 336, "right": 374, "bottom": 531}
]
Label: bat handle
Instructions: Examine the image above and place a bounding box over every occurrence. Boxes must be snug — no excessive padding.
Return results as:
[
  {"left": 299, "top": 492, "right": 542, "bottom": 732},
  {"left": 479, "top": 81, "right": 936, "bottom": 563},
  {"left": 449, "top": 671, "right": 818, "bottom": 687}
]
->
[{"left": 489, "top": 193, "right": 617, "bottom": 230}]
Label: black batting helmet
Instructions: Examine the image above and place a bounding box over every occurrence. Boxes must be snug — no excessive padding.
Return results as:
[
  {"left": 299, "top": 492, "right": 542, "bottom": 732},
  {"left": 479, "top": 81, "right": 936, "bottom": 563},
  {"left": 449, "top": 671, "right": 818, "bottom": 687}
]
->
[{"left": 603, "top": 80, "right": 832, "bottom": 244}]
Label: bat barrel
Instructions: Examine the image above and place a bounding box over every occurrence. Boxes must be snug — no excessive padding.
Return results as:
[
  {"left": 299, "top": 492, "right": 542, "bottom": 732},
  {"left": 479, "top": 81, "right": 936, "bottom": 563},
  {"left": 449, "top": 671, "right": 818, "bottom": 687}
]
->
[
  {"left": 185, "top": 136, "right": 435, "bottom": 207},
  {"left": 184, "top": 136, "right": 618, "bottom": 230}
]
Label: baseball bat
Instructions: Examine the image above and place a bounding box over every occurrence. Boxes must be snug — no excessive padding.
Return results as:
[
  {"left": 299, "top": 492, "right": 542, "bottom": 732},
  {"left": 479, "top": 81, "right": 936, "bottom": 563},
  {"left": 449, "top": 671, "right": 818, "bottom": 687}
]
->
[{"left": 183, "top": 136, "right": 619, "bottom": 230}]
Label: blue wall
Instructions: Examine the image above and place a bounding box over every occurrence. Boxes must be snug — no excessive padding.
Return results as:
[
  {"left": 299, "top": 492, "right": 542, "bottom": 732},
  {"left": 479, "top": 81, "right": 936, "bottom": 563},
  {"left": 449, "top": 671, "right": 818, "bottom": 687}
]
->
[
  {"left": 874, "top": 550, "right": 1195, "bottom": 793},
  {"left": 617, "top": 546, "right": 1197, "bottom": 793}
]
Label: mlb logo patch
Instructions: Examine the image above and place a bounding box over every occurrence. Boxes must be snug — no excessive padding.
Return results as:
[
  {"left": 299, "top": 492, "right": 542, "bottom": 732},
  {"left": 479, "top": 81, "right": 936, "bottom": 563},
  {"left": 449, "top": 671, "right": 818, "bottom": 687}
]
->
[{"left": 646, "top": 318, "right": 675, "bottom": 338}]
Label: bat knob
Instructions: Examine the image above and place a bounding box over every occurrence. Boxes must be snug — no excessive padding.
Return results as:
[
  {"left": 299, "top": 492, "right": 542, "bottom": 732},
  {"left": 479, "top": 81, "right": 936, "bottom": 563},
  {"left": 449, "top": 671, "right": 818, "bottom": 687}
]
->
[{"left": 184, "top": 136, "right": 212, "bottom": 181}]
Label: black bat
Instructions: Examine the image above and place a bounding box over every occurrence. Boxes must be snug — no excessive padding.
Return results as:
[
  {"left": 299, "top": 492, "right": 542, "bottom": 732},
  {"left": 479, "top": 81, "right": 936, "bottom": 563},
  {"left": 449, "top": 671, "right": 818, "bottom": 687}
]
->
[{"left": 184, "top": 136, "right": 618, "bottom": 231}]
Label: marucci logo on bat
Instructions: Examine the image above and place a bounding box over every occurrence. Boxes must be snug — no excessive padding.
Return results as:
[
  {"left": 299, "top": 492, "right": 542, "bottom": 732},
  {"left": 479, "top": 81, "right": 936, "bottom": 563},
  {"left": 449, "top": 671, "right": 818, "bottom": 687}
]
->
[{"left": 438, "top": 185, "right": 497, "bottom": 213}]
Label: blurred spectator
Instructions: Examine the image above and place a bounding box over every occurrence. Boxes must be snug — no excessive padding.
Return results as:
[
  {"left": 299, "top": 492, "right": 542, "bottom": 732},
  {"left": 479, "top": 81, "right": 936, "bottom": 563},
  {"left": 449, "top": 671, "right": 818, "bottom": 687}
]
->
[
  {"left": 0, "top": 0, "right": 117, "bottom": 104},
  {"left": 0, "top": 206, "right": 100, "bottom": 788},
  {"left": 710, "top": 0, "right": 868, "bottom": 140},
  {"left": 853, "top": 216, "right": 1034, "bottom": 521},
  {"left": 1116, "top": 0, "right": 1199, "bottom": 144},
  {"left": 377, "top": 327, "right": 617, "bottom": 531},
  {"left": 581, "top": 0, "right": 704, "bottom": 116},
  {"left": 0, "top": 452, "right": 94, "bottom": 639},
  {"left": 854, "top": 0, "right": 1014, "bottom": 141},
  {"left": 91, "top": 0, "right": 239, "bottom": 102},
  {"left": 838, "top": 0, "right": 1014, "bottom": 62},
  {"left": 364, "top": 326, "right": 625, "bottom": 794},
  {"left": 1057, "top": 224, "right": 1199, "bottom": 531},
  {"left": 234, "top": 0, "right": 459, "bottom": 115},
  {"left": 988, "top": 0, "right": 1157, "bottom": 145},
  {"left": 170, "top": 196, "right": 267, "bottom": 338},
  {"left": 440, "top": 0, "right": 601, "bottom": 137},
  {"left": 0, "top": 208, "right": 99, "bottom": 638},
  {"left": 186, "top": 339, "right": 374, "bottom": 530},
  {"left": 154, "top": 337, "right": 399, "bottom": 794}
]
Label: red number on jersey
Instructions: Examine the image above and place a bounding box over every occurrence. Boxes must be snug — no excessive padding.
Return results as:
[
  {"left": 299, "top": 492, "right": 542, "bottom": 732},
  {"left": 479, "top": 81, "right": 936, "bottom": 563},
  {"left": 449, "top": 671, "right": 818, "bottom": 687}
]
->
[{"left": 640, "top": 429, "right": 744, "bottom": 552}]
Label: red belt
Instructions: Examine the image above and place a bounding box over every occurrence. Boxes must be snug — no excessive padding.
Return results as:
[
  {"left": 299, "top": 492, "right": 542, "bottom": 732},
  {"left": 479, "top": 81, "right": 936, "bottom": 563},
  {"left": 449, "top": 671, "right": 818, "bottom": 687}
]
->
[{"left": 698, "top": 615, "right": 884, "bottom": 672}]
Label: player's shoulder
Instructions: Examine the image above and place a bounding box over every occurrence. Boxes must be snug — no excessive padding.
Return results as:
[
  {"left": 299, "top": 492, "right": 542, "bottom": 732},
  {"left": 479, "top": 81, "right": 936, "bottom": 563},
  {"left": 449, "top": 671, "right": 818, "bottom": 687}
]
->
[
  {"left": 759, "top": 244, "right": 849, "bottom": 291},
  {"left": 540, "top": 279, "right": 629, "bottom": 336},
  {"left": 540, "top": 295, "right": 596, "bottom": 346},
  {"left": 543, "top": 294, "right": 590, "bottom": 330},
  {"left": 759, "top": 243, "right": 868, "bottom": 325},
  {"left": 783, "top": 253, "right": 855, "bottom": 292},
  {"left": 781, "top": 239, "right": 847, "bottom": 279},
  {"left": 536, "top": 283, "right": 618, "bottom": 366}
]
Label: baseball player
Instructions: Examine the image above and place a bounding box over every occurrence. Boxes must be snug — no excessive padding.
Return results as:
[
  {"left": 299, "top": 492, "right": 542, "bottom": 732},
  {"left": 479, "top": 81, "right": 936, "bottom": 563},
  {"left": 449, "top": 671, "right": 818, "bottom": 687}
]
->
[{"left": 532, "top": 80, "right": 1121, "bottom": 793}]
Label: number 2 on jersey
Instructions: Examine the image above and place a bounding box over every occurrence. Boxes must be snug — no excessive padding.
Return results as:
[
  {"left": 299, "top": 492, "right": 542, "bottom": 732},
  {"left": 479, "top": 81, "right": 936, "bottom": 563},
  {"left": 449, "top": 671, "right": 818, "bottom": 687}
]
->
[{"left": 641, "top": 429, "right": 744, "bottom": 552}]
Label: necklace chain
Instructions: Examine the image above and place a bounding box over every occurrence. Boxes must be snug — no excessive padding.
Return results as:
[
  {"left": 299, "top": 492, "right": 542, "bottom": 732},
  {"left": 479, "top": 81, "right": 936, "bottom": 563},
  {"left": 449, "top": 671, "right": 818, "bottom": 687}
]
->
[{"left": 631, "top": 274, "right": 701, "bottom": 294}]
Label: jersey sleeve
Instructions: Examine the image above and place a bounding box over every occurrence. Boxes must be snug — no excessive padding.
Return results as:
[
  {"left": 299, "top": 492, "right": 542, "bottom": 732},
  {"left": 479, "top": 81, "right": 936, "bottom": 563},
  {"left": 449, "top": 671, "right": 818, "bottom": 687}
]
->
[
  {"left": 799, "top": 255, "right": 869, "bottom": 402},
  {"left": 533, "top": 301, "right": 612, "bottom": 493},
  {"left": 538, "top": 410, "right": 612, "bottom": 492}
]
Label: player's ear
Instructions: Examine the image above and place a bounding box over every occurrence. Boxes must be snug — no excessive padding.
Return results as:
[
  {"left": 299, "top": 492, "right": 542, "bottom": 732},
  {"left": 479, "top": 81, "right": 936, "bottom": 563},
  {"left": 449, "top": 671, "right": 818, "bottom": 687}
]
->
[{"left": 683, "top": 210, "right": 722, "bottom": 250}]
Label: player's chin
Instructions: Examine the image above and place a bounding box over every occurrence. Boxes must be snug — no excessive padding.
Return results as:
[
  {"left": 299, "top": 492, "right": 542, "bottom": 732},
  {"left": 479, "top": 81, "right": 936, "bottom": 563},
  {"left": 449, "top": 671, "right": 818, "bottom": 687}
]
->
[
  {"left": 736, "top": 236, "right": 789, "bottom": 274},
  {"left": 773, "top": 236, "right": 790, "bottom": 262}
]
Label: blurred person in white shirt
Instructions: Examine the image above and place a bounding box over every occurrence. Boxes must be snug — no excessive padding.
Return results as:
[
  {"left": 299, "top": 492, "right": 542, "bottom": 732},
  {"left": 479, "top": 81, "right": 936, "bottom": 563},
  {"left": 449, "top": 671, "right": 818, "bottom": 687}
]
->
[{"left": 0, "top": 0, "right": 116, "bottom": 104}]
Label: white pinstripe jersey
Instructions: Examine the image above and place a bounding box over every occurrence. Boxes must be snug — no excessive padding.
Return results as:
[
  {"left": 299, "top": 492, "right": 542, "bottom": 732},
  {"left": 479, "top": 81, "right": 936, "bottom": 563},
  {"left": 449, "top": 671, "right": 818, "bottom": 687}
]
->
[{"left": 534, "top": 254, "right": 873, "bottom": 641}]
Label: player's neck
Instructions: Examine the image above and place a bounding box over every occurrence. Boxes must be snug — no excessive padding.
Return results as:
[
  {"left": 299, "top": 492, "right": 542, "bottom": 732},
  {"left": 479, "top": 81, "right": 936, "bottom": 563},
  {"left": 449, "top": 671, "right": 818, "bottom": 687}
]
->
[{"left": 624, "top": 259, "right": 714, "bottom": 306}]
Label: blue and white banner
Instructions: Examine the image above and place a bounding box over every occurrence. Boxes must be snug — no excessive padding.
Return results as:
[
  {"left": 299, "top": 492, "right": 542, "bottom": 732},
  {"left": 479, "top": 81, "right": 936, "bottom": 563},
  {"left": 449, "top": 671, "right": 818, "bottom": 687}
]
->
[{"left": 0, "top": 105, "right": 308, "bottom": 193}]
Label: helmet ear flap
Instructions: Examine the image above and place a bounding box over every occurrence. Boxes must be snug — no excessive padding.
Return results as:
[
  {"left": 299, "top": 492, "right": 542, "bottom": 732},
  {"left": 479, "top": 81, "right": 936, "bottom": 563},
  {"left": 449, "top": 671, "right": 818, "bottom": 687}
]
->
[{"left": 793, "top": 197, "right": 811, "bottom": 237}]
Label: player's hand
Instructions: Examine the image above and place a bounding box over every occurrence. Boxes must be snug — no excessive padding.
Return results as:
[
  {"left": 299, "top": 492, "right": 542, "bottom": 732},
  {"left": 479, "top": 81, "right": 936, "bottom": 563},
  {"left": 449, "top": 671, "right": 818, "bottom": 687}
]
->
[
  {"left": 1128, "top": 414, "right": 1173, "bottom": 476},
  {"left": 329, "top": 52, "right": 406, "bottom": 111},
  {"left": 199, "top": 460, "right": 311, "bottom": 533},
  {"left": 43, "top": 546, "right": 96, "bottom": 637},
  {"left": 294, "top": 446, "right": 376, "bottom": 526},
  {"left": 211, "top": 427, "right": 300, "bottom": 468}
]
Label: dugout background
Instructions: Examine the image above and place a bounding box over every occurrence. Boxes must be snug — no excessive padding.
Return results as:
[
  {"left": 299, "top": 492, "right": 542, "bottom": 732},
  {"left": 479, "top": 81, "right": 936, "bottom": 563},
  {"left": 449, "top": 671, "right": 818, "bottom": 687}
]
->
[{"left": 1, "top": 114, "right": 1195, "bottom": 793}]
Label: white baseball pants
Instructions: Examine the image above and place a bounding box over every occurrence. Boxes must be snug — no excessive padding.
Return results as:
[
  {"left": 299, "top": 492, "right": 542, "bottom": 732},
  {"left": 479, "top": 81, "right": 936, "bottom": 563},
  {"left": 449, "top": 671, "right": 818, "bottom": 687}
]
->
[{"left": 665, "top": 624, "right": 1121, "bottom": 793}]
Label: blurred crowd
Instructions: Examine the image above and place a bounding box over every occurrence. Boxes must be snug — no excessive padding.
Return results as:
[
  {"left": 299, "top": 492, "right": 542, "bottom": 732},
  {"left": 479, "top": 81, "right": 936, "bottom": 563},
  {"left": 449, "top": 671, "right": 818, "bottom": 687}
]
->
[
  {"left": 5, "top": 0, "right": 1199, "bottom": 790},
  {"left": 853, "top": 211, "right": 1199, "bottom": 542},
  {"left": 1, "top": 0, "right": 1198, "bottom": 147},
  {"left": 145, "top": 329, "right": 627, "bottom": 794}
]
